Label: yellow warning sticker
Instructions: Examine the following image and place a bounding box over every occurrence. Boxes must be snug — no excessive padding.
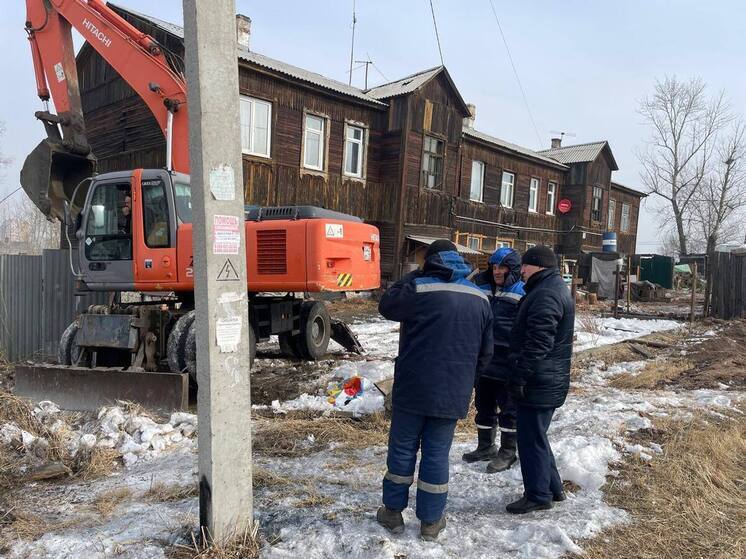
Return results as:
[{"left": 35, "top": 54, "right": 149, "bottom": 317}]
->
[{"left": 336, "top": 273, "right": 353, "bottom": 287}]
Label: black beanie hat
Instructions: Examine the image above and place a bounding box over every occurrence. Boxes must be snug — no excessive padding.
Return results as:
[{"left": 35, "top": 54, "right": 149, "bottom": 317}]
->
[
  {"left": 522, "top": 245, "right": 557, "bottom": 268},
  {"left": 425, "top": 239, "right": 457, "bottom": 259}
]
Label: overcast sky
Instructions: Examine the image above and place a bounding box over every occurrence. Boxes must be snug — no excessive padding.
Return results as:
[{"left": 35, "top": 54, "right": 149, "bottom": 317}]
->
[{"left": 2, "top": 1, "right": 745, "bottom": 251}]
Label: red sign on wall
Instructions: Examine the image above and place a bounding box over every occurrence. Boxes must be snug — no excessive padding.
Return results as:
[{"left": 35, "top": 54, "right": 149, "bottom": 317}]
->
[{"left": 558, "top": 199, "right": 572, "bottom": 214}]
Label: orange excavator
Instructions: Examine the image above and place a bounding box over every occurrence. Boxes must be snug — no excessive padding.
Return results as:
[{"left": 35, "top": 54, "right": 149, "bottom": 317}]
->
[{"left": 18, "top": 0, "right": 380, "bottom": 401}]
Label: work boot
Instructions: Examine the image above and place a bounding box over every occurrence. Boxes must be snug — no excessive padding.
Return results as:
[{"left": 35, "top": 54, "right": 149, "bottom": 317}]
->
[
  {"left": 461, "top": 427, "right": 497, "bottom": 463},
  {"left": 486, "top": 430, "right": 517, "bottom": 473},
  {"left": 420, "top": 515, "right": 446, "bottom": 541},
  {"left": 506, "top": 496, "right": 552, "bottom": 515},
  {"left": 376, "top": 506, "right": 404, "bottom": 534},
  {"left": 553, "top": 492, "right": 567, "bottom": 502}
]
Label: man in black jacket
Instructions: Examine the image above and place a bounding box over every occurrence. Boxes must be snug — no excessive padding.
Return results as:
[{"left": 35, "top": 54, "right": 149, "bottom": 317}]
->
[
  {"left": 376, "top": 239, "right": 493, "bottom": 540},
  {"left": 506, "top": 245, "right": 575, "bottom": 514}
]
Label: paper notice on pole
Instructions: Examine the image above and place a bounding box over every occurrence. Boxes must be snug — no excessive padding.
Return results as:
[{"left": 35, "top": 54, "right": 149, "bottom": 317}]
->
[
  {"left": 216, "top": 316, "right": 242, "bottom": 353},
  {"left": 209, "top": 164, "right": 236, "bottom": 201},
  {"left": 213, "top": 214, "right": 240, "bottom": 254}
]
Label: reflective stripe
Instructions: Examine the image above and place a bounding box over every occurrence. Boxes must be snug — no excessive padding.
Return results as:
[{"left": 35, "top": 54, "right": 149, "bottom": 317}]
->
[
  {"left": 384, "top": 471, "right": 414, "bottom": 485},
  {"left": 417, "top": 479, "right": 449, "bottom": 494},
  {"left": 495, "top": 291, "right": 522, "bottom": 302},
  {"left": 476, "top": 424, "right": 494, "bottom": 430},
  {"left": 415, "top": 282, "right": 488, "bottom": 302},
  {"left": 499, "top": 427, "right": 517, "bottom": 433}
]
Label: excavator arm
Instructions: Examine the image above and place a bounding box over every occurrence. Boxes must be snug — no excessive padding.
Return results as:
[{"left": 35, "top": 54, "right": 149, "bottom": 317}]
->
[{"left": 22, "top": 0, "right": 189, "bottom": 220}]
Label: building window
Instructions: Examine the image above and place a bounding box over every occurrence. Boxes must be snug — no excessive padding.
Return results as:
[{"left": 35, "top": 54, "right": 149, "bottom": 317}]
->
[
  {"left": 303, "top": 114, "right": 326, "bottom": 171},
  {"left": 621, "top": 203, "right": 631, "bottom": 232},
  {"left": 529, "top": 178, "right": 539, "bottom": 212},
  {"left": 497, "top": 239, "right": 513, "bottom": 249},
  {"left": 482, "top": 237, "right": 496, "bottom": 252},
  {"left": 470, "top": 161, "right": 485, "bottom": 202},
  {"left": 422, "top": 135, "right": 445, "bottom": 189},
  {"left": 546, "top": 182, "right": 556, "bottom": 214},
  {"left": 526, "top": 242, "right": 537, "bottom": 249},
  {"left": 500, "top": 171, "right": 515, "bottom": 208},
  {"left": 608, "top": 199, "right": 616, "bottom": 230},
  {"left": 239, "top": 96, "right": 271, "bottom": 158},
  {"left": 467, "top": 236, "right": 481, "bottom": 251},
  {"left": 343, "top": 124, "right": 365, "bottom": 178},
  {"left": 591, "top": 186, "right": 603, "bottom": 222}
]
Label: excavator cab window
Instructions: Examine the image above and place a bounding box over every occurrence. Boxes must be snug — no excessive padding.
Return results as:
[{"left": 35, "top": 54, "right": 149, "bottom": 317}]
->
[
  {"left": 173, "top": 180, "right": 192, "bottom": 223},
  {"left": 142, "top": 178, "right": 170, "bottom": 248},
  {"left": 84, "top": 183, "right": 132, "bottom": 261}
]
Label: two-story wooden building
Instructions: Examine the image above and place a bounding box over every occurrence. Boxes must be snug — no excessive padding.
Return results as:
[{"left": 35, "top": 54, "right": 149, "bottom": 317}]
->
[{"left": 75, "top": 4, "right": 645, "bottom": 280}]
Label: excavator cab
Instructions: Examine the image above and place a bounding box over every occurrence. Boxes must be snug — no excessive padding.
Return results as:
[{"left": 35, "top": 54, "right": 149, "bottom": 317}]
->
[{"left": 76, "top": 169, "right": 189, "bottom": 291}]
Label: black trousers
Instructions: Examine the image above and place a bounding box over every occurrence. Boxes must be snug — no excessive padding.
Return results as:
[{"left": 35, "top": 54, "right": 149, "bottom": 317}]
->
[
  {"left": 474, "top": 375, "right": 517, "bottom": 434},
  {"left": 516, "top": 405, "right": 563, "bottom": 504}
]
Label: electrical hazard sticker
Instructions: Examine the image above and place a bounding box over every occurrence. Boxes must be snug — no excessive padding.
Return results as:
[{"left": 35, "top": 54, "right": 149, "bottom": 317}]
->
[
  {"left": 216, "top": 258, "right": 240, "bottom": 281},
  {"left": 325, "top": 224, "right": 344, "bottom": 239},
  {"left": 336, "top": 273, "right": 353, "bottom": 288}
]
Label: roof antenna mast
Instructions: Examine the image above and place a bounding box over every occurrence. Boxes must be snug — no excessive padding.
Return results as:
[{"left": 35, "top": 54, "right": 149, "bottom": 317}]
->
[{"left": 348, "top": 0, "right": 357, "bottom": 85}]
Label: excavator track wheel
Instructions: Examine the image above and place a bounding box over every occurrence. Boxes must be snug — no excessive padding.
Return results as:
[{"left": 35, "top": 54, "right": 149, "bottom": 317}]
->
[
  {"left": 298, "top": 301, "right": 331, "bottom": 361},
  {"left": 167, "top": 310, "right": 195, "bottom": 374}
]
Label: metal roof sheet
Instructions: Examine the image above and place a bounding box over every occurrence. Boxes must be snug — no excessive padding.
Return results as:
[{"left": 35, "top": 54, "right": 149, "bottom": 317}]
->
[
  {"left": 364, "top": 67, "right": 443, "bottom": 100},
  {"left": 463, "top": 127, "right": 568, "bottom": 169},
  {"left": 406, "top": 235, "right": 482, "bottom": 256},
  {"left": 109, "top": 4, "right": 387, "bottom": 107},
  {"left": 537, "top": 141, "right": 608, "bottom": 164}
]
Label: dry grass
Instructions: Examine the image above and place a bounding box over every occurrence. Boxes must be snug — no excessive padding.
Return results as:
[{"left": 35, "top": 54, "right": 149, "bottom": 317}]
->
[
  {"left": 144, "top": 481, "right": 199, "bottom": 503},
  {"left": 168, "top": 524, "right": 262, "bottom": 559},
  {"left": 577, "top": 411, "right": 746, "bottom": 559},
  {"left": 92, "top": 487, "right": 132, "bottom": 517},
  {"left": 576, "top": 311, "right": 603, "bottom": 346},
  {"left": 0, "top": 508, "right": 83, "bottom": 542},
  {"left": 71, "top": 446, "right": 122, "bottom": 480},
  {"left": 609, "top": 359, "right": 693, "bottom": 389},
  {"left": 252, "top": 467, "right": 292, "bottom": 489},
  {"left": 252, "top": 412, "right": 388, "bottom": 457}
]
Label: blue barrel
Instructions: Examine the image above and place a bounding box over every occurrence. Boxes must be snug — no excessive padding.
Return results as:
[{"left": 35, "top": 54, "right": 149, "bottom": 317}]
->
[{"left": 602, "top": 231, "right": 617, "bottom": 252}]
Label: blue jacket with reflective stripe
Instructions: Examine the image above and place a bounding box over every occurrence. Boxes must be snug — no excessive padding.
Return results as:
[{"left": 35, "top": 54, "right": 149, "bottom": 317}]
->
[
  {"left": 379, "top": 250, "right": 493, "bottom": 419},
  {"left": 473, "top": 248, "right": 525, "bottom": 381}
]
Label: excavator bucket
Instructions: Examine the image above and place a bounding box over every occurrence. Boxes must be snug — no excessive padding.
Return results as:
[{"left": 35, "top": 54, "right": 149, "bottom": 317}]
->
[
  {"left": 20, "top": 138, "right": 96, "bottom": 221},
  {"left": 330, "top": 319, "right": 365, "bottom": 354}
]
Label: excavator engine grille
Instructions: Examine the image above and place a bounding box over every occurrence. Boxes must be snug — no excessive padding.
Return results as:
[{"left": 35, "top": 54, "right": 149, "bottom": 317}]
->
[{"left": 257, "top": 229, "right": 287, "bottom": 275}]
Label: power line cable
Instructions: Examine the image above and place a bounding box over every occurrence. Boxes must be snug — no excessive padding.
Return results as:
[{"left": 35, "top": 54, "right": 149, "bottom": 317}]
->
[
  {"left": 487, "top": 0, "right": 542, "bottom": 147},
  {"left": 0, "top": 187, "right": 21, "bottom": 207},
  {"left": 428, "top": 0, "right": 444, "bottom": 66}
]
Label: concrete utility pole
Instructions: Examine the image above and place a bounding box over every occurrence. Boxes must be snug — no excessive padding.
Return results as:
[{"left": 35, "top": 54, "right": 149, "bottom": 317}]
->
[{"left": 183, "top": 0, "right": 253, "bottom": 541}]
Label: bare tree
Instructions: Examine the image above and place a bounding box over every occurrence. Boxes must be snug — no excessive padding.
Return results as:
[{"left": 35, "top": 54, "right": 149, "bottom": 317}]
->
[
  {"left": 0, "top": 196, "right": 59, "bottom": 254},
  {"left": 638, "top": 76, "right": 731, "bottom": 255}
]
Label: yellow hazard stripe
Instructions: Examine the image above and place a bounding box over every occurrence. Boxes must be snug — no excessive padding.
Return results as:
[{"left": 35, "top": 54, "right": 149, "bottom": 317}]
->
[{"left": 337, "top": 273, "right": 353, "bottom": 288}]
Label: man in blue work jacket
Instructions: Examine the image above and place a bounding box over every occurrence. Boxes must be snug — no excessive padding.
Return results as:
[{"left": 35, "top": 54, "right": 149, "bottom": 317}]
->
[
  {"left": 376, "top": 239, "right": 493, "bottom": 541},
  {"left": 463, "top": 247, "right": 525, "bottom": 473}
]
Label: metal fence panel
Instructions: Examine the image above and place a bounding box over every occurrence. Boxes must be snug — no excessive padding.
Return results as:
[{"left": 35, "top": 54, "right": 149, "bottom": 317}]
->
[{"left": 0, "top": 254, "right": 43, "bottom": 362}]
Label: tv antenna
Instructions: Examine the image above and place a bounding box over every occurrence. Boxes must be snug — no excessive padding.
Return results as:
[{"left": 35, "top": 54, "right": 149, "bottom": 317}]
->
[
  {"left": 549, "top": 130, "right": 576, "bottom": 141},
  {"left": 354, "top": 57, "right": 374, "bottom": 89}
]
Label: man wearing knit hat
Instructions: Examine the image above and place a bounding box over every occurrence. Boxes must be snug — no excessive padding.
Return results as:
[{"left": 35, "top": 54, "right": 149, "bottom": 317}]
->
[
  {"left": 505, "top": 245, "right": 575, "bottom": 514},
  {"left": 376, "top": 239, "right": 493, "bottom": 540}
]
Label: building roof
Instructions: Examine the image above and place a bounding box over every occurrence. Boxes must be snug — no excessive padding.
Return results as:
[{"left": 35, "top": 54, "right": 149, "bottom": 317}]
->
[
  {"left": 365, "top": 66, "right": 470, "bottom": 116},
  {"left": 109, "top": 4, "right": 386, "bottom": 107},
  {"left": 463, "top": 127, "right": 568, "bottom": 170},
  {"left": 538, "top": 141, "right": 619, "bottom": 170},
  {"left": 611, "top": 181, "right": 647, "bottom": 198}
]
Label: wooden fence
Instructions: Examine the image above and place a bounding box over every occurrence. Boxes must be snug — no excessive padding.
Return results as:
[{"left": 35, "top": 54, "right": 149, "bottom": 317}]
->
[{"left": 710, "top": 249, "right": 746, "bottom": 319}]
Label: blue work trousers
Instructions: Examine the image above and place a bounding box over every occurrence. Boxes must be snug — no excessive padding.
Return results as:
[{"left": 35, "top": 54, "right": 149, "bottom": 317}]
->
[
  {"left": 516, "top": 405, "right": 564, "bottom": 504},
  {"left": 382, "top": 408, "right": 457, "bottom": 523}
]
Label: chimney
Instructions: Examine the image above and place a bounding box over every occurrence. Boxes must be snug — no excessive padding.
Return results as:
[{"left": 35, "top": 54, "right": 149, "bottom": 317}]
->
[
  {"left": 236, "top": 14, "right": 251, "bottom": 50},
  {"left": 464, "top": 103, "right": 476, "bottom": 129},
  {"left": 551, "top": 137, "right": 562, "bottom": 149}
]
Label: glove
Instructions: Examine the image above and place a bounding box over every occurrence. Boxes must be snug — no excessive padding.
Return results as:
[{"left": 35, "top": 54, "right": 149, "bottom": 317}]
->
[{"left": 508, "top": 382, "right": 525, "bottom": 401}]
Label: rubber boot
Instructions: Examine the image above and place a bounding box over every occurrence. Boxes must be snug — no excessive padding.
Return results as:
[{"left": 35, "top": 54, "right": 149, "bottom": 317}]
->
[
  {"left": 461, "top": 427, "right": 498, "bottom": 463},
  {"left": 486, "top": 430, "right": 517, "bottom": 473}
]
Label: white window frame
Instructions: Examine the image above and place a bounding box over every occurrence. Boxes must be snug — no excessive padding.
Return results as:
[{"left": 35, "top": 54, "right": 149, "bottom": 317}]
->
[
  {"left": 592, "top": 186, "right": 603, "bottom": 222},
  {"left": 500, "top": 171, "right": 515, "bottom": 208},
  {"left": 546, "top": 182, "right": 556, "bottom": 215},
  {"left": 303, "top": 113, "right": 326, "bottom": 171},
  {"left": 470, "top": 160, "right": 485, "bottom": 202},
  {"left": 526, "top": 242, "right": 537, "bottom": 249},
  {"left": 608, "top": 199, "right": 616, "bottom": 230},
  {"left": 529, "top": 177, "right": 539, "bottom": 213},
  {"left": 621, "top": 203, "right": 631, "bottom": 232},
  {"left": 467, "top": 236, "right": 481, "bottom": 251},
  {"left": 240, "top": 95, "right": 272, "bottom": 158},
  {"left": 497, "top": 239, "right": 513, "bottom": 249},
  {"left": 343, "top": 123, "right": 366, "bottom": 178}
]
